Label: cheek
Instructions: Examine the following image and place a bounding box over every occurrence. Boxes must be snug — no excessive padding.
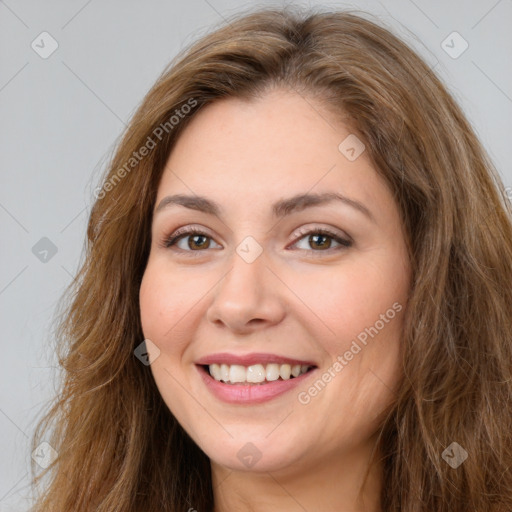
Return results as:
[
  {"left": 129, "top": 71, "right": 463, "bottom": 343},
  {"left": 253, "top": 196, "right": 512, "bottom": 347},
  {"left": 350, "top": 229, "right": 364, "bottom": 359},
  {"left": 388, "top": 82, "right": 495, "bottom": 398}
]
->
[
  {"left": 290, "top": 256, "right": 407, "bottom": 347},
  {"left": 139, "top": 261, "right": 196, "bottom": 342},
  {"left": 139, "top": 260, "right": 221, "bottom": 373},
  {"left": 139, "top": 266, "right": 195, "bottom": 417},
  {"left": 139, "top": 270, "right": 165, "bottom": 339}
]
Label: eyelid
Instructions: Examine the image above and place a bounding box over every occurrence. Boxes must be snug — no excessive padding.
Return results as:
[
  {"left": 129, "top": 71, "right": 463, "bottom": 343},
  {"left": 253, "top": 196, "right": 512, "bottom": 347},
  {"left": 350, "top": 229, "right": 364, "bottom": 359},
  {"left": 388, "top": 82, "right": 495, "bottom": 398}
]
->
[{"left": 159, "top": 225, "right": 220, "bottom": 252}]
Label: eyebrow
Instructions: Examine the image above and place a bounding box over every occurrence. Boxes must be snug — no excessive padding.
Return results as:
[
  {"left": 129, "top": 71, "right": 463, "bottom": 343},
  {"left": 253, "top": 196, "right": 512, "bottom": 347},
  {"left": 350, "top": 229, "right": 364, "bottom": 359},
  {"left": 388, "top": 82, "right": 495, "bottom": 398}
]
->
[{"left": 154, "top": 192, "right": 375, "bottom": 222}]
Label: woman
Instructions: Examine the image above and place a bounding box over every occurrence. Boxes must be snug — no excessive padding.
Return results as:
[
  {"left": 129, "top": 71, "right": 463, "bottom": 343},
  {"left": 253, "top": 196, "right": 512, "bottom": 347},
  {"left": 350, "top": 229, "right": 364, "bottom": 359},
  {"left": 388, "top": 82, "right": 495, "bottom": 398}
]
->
[{"left": 30, "top": 5, "right": 512, "bottom": 511}]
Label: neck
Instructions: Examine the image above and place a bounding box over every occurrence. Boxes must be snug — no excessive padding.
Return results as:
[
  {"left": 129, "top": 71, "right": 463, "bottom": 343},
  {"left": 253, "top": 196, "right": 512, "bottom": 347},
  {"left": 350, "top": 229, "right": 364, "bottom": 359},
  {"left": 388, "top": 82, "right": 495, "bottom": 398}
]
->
[{"left": 211, "top": 440, "right": 383, "bottom": 512}]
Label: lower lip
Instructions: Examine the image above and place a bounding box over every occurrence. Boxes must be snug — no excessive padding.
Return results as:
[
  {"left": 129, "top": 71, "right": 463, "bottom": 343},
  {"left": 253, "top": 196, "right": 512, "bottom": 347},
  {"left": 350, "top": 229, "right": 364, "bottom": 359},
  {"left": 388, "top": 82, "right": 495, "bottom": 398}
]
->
[{"left": 196, "top": 365, "right": 317, "bottom": 404}]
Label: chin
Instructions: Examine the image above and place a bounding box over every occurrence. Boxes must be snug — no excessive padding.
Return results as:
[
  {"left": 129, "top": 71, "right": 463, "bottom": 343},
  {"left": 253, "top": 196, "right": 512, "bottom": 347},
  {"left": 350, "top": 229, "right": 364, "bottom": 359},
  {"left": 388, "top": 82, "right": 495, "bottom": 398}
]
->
[{"left": 199, "top": 433, "right": 305, "bottom": 473}]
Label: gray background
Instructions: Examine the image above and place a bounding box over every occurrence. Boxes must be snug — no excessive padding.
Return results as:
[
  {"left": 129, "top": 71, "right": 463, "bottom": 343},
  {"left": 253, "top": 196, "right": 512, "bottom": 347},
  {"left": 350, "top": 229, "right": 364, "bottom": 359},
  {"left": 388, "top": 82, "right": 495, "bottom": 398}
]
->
[{"left": 1, "top": 0, "right": 511, "bottom": 509}]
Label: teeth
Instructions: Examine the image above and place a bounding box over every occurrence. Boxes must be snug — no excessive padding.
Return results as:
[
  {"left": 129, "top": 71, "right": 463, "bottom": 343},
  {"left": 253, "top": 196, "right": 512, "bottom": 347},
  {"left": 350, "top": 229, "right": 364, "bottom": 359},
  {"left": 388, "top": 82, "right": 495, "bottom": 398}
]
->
[
  {"left": 247, "top": 364, "right": 266, "bottom": 383},
  {"left": 229, "top": 364, "right": 247, "bottom": 383},
  {"left": 266, "top": 363, "right": 280, "bottom": 381},
  {"left": 280, "top": 364, "right": 291, "bottom": 380},
  {"left": 207, "top": 363, "right": 311, "bottom": 384},
  {"left": 220, "top": 364, "right": 229, "bottom": 381}
]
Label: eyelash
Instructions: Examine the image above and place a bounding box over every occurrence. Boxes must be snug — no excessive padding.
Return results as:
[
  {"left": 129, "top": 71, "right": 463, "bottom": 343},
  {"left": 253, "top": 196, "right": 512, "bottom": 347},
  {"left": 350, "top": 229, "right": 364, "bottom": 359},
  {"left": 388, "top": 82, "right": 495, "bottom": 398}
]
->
[{"left": 160, "top": 226, "right": 352, "bottom": 256}]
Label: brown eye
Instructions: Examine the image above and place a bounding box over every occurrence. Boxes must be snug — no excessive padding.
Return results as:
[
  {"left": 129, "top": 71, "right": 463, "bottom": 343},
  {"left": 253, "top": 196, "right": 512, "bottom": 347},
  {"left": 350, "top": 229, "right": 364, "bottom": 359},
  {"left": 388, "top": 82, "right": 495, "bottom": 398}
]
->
[
  {"left": 292, "top": 228, "right": 352, "bottom": 252},
  {"left": 184, "top": 234, "right": 210, "bottom": 250},
  {"left": 308, "top": 233, "right": 333, "bottom": 250},
  {"left": 162, "top": 228, "right": 221, "bottom": 252}
]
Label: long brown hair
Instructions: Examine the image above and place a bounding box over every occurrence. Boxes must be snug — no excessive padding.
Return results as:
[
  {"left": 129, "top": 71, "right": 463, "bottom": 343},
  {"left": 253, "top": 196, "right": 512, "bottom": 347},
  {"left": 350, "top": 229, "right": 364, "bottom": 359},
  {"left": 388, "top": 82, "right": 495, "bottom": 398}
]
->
[{"left": 30, "top": 5, "right": 512, "bottom": 511}]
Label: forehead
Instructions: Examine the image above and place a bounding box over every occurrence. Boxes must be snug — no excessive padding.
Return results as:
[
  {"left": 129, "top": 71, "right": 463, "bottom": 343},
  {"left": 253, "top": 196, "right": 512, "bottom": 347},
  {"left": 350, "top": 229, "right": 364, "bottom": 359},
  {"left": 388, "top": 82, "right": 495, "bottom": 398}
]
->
[{"left": 156, "top": 89, "right": 388, "bottom": 215}]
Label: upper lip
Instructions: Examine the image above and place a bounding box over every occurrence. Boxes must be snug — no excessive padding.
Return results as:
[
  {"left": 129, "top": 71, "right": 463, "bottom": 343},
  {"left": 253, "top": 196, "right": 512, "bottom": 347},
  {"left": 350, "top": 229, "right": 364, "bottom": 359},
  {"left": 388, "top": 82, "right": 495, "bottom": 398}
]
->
[{"left": 195, "top": 352, "right": 317, "bottom": 367}]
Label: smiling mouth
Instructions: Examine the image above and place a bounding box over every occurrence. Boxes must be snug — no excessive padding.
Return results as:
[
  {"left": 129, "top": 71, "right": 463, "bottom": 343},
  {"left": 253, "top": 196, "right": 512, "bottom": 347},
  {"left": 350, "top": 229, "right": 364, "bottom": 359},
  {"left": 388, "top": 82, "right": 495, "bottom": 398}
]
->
[{"left": 201, "top": 363, "right": 316, "bottom": 385}]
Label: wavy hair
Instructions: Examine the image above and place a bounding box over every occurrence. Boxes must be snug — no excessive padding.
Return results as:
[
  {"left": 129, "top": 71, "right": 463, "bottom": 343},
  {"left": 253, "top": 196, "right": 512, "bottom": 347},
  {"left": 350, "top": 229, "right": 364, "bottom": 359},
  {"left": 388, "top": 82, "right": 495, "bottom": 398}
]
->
[{"left": 30, "top": 5, "right": 512, "bottom": 511}]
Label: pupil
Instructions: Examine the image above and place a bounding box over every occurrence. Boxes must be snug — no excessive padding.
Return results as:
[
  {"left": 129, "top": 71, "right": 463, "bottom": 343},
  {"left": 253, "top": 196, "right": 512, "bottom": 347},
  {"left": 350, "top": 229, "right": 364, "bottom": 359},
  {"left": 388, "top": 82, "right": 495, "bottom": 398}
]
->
[
  {"left": 311, "top": 234, "right": 330, "bottom": 249},
  {"left": 190, "top": 235, "right": 208, "bottom": 249}
]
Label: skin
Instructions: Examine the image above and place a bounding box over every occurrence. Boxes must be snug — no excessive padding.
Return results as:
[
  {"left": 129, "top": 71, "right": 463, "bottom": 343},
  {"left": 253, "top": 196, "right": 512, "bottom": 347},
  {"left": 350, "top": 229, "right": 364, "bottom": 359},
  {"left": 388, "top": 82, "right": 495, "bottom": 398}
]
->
[{"left": 139, "top": 87, "right": 411, "bottom": 512}]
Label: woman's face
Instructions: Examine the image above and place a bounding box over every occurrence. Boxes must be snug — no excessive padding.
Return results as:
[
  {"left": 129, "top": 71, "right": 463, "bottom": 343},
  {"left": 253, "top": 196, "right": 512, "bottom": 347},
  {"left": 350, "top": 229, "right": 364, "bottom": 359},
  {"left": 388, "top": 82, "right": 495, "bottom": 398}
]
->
[{"left": 139, "top": 88, "right": 411, "bottom": 474}]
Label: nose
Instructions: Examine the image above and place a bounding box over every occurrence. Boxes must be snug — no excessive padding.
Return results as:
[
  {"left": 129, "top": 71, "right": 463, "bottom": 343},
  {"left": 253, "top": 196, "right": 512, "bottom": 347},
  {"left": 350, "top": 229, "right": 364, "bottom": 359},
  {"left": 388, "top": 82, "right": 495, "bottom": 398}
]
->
[{"left": 206, "top": 247, "right": 286, "bottom": 334}]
